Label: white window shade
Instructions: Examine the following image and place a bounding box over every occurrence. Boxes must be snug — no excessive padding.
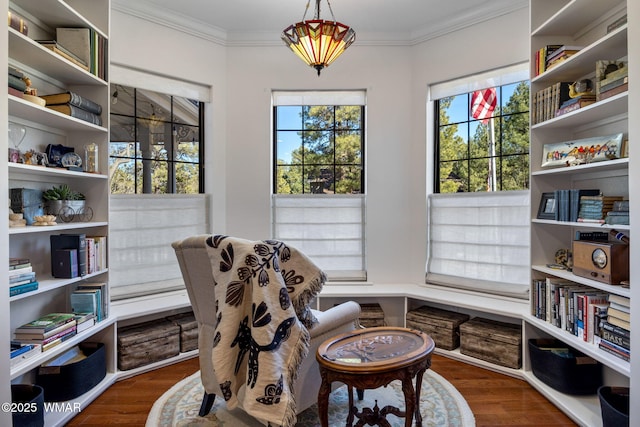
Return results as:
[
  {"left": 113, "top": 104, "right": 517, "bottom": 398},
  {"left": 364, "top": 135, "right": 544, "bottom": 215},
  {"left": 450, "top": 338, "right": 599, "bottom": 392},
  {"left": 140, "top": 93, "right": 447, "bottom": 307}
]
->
[
  {"left": 272, "top": 194, "right": 366, "bottom": 281},
  {"left": 429, "top": 62, "right": 529, "bottom": 100},
  {"left": 426, "top": 191, "right": 530, "bottom": 299},
  {"left": 109, "top": 194, "right": 209, "bottom": 300},
  {"left": 273, "top": 90, "right": 366, "bottom": 106}
]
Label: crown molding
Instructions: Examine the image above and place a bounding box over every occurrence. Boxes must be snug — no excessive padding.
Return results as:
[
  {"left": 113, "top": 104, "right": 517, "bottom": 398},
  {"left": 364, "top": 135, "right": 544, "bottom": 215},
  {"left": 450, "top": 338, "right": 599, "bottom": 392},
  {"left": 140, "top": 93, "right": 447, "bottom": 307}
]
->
[{"left": 112, "top": 0, "right": 528, "bottom": 47}]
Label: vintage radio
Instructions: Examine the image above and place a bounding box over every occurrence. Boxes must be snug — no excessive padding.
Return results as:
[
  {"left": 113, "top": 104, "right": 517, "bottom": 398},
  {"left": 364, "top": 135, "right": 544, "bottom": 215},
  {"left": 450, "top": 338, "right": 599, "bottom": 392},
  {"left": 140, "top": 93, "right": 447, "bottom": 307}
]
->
[{"left": 572, "top": 240, "right": 629, "bottom": 285}]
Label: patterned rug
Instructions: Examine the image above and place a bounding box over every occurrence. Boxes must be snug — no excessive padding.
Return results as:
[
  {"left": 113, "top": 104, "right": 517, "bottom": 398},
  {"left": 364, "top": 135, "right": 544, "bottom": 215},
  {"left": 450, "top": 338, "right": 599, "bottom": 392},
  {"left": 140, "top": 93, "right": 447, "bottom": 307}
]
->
[{"left": 146, "top": 370, "right": 475, "bottom": 427}]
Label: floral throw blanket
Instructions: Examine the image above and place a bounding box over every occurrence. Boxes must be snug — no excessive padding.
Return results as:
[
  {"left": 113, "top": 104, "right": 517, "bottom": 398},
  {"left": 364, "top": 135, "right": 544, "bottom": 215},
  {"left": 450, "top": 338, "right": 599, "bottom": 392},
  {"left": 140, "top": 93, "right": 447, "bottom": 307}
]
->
[{"left": 205, "top": 235, "right": 325, "bottom": 427}]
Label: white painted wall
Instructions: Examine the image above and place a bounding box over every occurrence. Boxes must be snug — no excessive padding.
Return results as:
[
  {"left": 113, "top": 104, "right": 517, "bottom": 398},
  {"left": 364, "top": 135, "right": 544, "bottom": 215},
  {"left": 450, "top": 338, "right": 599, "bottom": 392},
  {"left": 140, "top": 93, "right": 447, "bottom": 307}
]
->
[{"left": 110, "top": 8, "right": 528, "bottom": 285}]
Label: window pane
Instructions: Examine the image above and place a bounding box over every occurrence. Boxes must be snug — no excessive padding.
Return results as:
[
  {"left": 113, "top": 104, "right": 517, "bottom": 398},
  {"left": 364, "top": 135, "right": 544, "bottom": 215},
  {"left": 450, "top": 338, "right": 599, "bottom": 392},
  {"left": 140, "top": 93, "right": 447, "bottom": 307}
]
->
[
  {"left": 469, "top": 158, "right": 491, "bottom": 192},
  {"left": 304, "top": 165, "right": 328, "bottom": 194},
  {"left": 335, "top": 106, "right": 361, "bottom": 130},
  {"left": 111, "top": 84, "right": 134, "bottom": 116},
  {"left": 276, "top": 165, "right": 303, "bottom": 194},
  {"left": 439, "top": 123, "right": 468, "bottom": 161},
  {"left": 151, "top": 160, "right": 168, "bottom": 193},
  {"left": 277, "top": 106, "right": 302, "bottom": 129},
  {"left": 439, "top": 160, "right": 467, "bottom": 193},
  {"left": 336, "top": 166, "right": 362, "bottom": 194},
  {"left": 176, "top": 162, "right": 199, "bottom": 194},
  {"left": 110, "top": 159, "right": 135, "bottom": 194},
  {"left": 501, "top": 155, "right": 529, "bottom": 190},
  {"left": 441, "top": 94, "right": 469, "bottom": 124},
  {"left": 335, "top": 131, "right": 361, "bottom": 165},
  {"left": 304, "top": 106, "right": 334, "bottom": 130},
  {"left": 303, "top": 130, "right": 333, "bottom": 164},
  {"left": 172, "top": 99, "right": 200, "bottom": 126},
  {"left": 276, "top": 131, "right": 302, "bottom": 165}
]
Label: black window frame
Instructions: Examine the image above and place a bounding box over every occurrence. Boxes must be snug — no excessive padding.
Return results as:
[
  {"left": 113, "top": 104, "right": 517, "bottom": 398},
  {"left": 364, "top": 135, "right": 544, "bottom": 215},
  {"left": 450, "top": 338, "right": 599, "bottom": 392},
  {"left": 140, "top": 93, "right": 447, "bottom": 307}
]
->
[
  {"left": 434, "top": 81, "right": 530, "bottom": 193},
  {"left": 272, "top": 104, "right": 365, "bottom": 195},
  {"left": 109, "top": 85, "right": 205, "bottom": 194}
]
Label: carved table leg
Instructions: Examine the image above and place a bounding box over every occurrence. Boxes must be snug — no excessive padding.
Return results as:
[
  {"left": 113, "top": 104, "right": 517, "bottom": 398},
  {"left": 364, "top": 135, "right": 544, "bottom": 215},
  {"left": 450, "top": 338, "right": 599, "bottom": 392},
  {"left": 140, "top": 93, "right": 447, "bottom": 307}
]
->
[
  {"left": 401, "top": 375, "right": 416, "bottom": 427},
  {"left": 318, "top": 373, "right": 331, "bottom": 427},
  {"left": 413, "top": 368, "right": 426, "bottom": 427},
  {"left": 347, "top": 385, "right": 355, "bottom": 427}
]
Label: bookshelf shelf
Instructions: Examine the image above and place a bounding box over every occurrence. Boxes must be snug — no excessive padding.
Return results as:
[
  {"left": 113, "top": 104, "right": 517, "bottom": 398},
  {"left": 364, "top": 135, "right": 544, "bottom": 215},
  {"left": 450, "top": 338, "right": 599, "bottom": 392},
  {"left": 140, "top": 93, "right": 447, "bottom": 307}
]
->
[
  {"left": 10, "top": 269, "right": 109, "bottom": 302},
  {"left": 6, "top": 0, "right": 112, "bottom": 424},
  {"left": 528, "top": 1, "right": 631, "bottom": 425},
  {"left": 8, "top": 29, "right": 107, "bottom": 85}
]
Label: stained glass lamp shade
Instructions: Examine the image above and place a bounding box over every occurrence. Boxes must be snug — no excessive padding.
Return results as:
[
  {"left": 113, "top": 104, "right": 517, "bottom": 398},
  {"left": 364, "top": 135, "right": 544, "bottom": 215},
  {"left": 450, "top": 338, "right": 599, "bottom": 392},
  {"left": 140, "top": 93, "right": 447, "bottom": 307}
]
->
[{"left": 281, "top": 1, "right": 356, "bottom": 76}]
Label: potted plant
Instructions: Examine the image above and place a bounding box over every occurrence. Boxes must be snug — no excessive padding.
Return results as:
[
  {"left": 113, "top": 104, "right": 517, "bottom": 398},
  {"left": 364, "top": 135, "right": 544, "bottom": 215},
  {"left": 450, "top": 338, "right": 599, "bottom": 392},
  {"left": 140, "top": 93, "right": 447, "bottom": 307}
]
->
[{"left": 42, "top": 184, "right": 86, "bottom": 220}]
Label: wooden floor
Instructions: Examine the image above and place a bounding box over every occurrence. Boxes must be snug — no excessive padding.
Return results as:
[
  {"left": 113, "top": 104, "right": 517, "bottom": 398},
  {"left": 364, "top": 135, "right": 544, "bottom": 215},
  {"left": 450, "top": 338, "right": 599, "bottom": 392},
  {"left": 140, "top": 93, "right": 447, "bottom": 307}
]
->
[{"left": 66, "top": 354, "right": 577, "bottom": 426}]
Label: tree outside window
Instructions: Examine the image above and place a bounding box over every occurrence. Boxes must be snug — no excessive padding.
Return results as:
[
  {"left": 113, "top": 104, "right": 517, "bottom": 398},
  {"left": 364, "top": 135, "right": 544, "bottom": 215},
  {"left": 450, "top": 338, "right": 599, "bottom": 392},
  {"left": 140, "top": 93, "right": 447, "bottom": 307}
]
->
[
  {"left": 109, "top": 85, "right": 204, "bottom": 194},
  {"left": 435, "top": 81, "right": 530, "bottom": 193},
  {"left": 274, "top": 105, "right": 364, "bottom": 194}
]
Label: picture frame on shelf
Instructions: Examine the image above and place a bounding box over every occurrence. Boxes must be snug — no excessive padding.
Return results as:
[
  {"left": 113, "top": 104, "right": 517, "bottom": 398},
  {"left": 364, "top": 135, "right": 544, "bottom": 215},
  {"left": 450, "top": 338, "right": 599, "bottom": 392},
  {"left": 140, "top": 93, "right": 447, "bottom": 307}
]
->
[
  {"left": 541, "top": 133, "right": 624, "bottom": 168},
  {"left": 537, "top": 192, "right": 557, "bottom": 220}
]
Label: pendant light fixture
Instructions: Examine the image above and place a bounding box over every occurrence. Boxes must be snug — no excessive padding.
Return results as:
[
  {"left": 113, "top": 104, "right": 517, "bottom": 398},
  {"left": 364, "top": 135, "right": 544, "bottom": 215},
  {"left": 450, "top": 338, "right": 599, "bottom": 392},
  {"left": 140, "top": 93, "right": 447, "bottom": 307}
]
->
[{"left": 281, "top": 0, "right": 356, "bottom": 76}]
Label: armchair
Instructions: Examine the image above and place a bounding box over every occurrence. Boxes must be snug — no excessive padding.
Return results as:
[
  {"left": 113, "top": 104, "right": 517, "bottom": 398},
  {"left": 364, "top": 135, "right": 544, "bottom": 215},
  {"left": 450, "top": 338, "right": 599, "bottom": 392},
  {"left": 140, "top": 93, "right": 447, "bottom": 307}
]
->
[{"left": 172, "top": 235, "right": 361, "bottom": 423}]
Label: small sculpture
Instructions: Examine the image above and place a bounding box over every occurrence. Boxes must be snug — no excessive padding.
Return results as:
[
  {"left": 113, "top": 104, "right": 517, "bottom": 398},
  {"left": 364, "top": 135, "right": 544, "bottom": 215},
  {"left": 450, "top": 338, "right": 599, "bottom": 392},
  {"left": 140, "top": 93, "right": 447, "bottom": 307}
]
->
[
  {"left": 33, "top": 215, "right": 57, "bottom": 226},
  {"left": 9, "top": 202, "right": 27, "bottom": 227}
]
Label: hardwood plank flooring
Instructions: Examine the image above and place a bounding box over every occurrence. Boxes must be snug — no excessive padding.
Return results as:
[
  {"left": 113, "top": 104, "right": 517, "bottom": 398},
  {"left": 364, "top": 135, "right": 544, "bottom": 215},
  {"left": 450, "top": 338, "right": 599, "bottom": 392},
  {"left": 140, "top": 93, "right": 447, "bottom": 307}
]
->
[{"left": 66, "top": 354, "right": 577, "bottom": 426}]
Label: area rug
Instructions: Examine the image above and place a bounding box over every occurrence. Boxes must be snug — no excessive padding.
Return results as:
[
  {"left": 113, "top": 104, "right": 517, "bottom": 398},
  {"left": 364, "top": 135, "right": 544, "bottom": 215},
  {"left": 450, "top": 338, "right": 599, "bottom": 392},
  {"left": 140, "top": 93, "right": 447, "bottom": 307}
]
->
[{"left": 146, "top": 370, "right": 475, "bottom": 427}]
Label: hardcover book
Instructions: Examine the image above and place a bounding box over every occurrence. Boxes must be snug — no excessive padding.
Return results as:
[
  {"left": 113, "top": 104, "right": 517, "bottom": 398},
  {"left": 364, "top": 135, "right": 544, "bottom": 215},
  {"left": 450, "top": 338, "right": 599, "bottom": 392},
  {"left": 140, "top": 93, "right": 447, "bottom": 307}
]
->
[
  {"left": 41, "top": 91, "right": 102, "bottom": 115},
  {"left": 46, "top": 104, "right": 102, "bottom": 126},
  {"left": 15, "top": 313, "right": 76, "bottom": 334}
]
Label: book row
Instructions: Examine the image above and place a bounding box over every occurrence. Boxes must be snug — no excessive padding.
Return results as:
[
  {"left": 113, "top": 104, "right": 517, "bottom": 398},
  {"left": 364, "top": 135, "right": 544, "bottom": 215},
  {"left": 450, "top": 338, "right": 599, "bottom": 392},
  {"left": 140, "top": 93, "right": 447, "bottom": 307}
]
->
[
  {"left": 12, "top": 282, "right": 107, "bottom": 356},
  {"left": 531, "top": 277, "right": 630, "bottom": 362}
]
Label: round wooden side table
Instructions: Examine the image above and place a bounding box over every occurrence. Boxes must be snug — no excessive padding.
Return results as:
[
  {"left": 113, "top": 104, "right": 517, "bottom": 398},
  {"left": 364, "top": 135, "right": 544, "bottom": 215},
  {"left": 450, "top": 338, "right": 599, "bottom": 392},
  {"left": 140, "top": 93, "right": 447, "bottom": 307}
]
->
[{"left": 316, "top": 326, "right": 435, "bottom": 427}]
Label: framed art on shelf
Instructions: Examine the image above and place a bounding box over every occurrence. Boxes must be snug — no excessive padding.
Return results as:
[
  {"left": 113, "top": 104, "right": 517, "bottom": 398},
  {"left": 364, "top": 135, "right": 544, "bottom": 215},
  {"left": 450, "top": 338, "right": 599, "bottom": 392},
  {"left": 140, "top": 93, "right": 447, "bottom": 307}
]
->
[
  {"left": 541, "top": 133, "right": 624, "bottom": 168},
  {"left": 537, "top": 192, "right": 557, "bottom": 220}
]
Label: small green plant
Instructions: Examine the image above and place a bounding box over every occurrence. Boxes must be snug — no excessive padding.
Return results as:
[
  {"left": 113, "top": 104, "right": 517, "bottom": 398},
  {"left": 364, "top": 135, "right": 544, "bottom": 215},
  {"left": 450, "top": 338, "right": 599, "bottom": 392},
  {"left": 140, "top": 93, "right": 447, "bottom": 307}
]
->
[{"left": 42, "top": 184, "right": 85, "bottom": 201}]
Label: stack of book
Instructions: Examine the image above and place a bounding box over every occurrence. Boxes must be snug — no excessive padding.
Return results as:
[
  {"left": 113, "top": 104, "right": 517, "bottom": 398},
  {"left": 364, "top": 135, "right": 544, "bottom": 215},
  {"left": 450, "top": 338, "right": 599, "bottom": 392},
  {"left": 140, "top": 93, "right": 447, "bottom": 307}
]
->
[
  {"left": 10, "top": 341, "right": 41, "bottom": 368},
  {"left": 545, "top": 45, "right": 582, "bottom": 71},
  {"left": 42, "top": 91, "right": 103, "bottom": 126},
  {"left": 70, "top": 282, "right": 108, "bottom": 322},
  {"left": 578, "top": 195, "right": 624, "bottom": 224},
  {"left": 598, "top": 62, "right": 628, "bottom": 101},
  {"left": 36, "top": 40, "right": 90, "bottom": 71},
  {"left": 605, "top": 200, "right": 629, "bottom": 225},
  {"left": 533, "top": 44, "right": 562, "bottom": 76},
  {"left": 13, "top": 313, "right": 77, "bottom": 352},
  {"left": 8, "top": 66, "right": 25, "bottom": 98},
  {"left": 555, "top": 94, "right": 596, "bottom": 117},
  {"left": 73, "top": 312, "right": 96, "bottom": 334},
  {"left": 9, "top": 258, "right": 38, "bottom": 297},
  {"left": 597, "top": 294, "right": 630, "bottom": 362}
]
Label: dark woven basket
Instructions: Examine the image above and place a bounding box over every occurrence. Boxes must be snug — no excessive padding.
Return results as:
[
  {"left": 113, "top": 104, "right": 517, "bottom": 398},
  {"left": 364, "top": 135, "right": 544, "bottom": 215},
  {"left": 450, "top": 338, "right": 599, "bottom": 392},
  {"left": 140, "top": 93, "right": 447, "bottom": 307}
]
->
[{"left": 598, "top": 386, "right": 629, "bottom": 427}]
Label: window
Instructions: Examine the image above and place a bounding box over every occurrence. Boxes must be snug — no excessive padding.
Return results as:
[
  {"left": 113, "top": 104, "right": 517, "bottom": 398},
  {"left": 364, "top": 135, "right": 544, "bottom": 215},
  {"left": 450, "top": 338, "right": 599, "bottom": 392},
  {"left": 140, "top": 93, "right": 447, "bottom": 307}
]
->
[
  {"left": 434, "top": 67, "right": 530, "bottom": 193},
  {"left": 427, "top": 64, "right": 531, "bottom": 298},
  {"left": 109, "top": 85, "right": 204, "bottom": 194},
  {"left": 272, "top": 91, "right": 366, "bottom": 281}
]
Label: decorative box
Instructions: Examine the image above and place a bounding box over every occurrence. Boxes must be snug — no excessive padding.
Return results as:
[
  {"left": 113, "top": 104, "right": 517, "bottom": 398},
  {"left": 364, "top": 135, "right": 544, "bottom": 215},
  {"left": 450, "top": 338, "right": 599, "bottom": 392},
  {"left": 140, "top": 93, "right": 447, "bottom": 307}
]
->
[
  {"left": 529, "top": 338, "right": 602, "bottom": 394},
  {"left": 117, "top": 319, "right": 180, "bottom": 370},
  {"left": 358, "top": 303, "right": 386, "bottom": 327},
  {"left": 10, "top": 188, "right": 44, "bottom": 225},
  {"left": 405, "top": 306, "right": 470, "bottom": 350},
  {"left": 166, "top": 312, "right": 198, "bottom": 352},
  {"left": 460, "top": 317, "right": 522, "bottom": 369},
  {"left": 36, "top": 342, "right": 106, "bottom": 401}
]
